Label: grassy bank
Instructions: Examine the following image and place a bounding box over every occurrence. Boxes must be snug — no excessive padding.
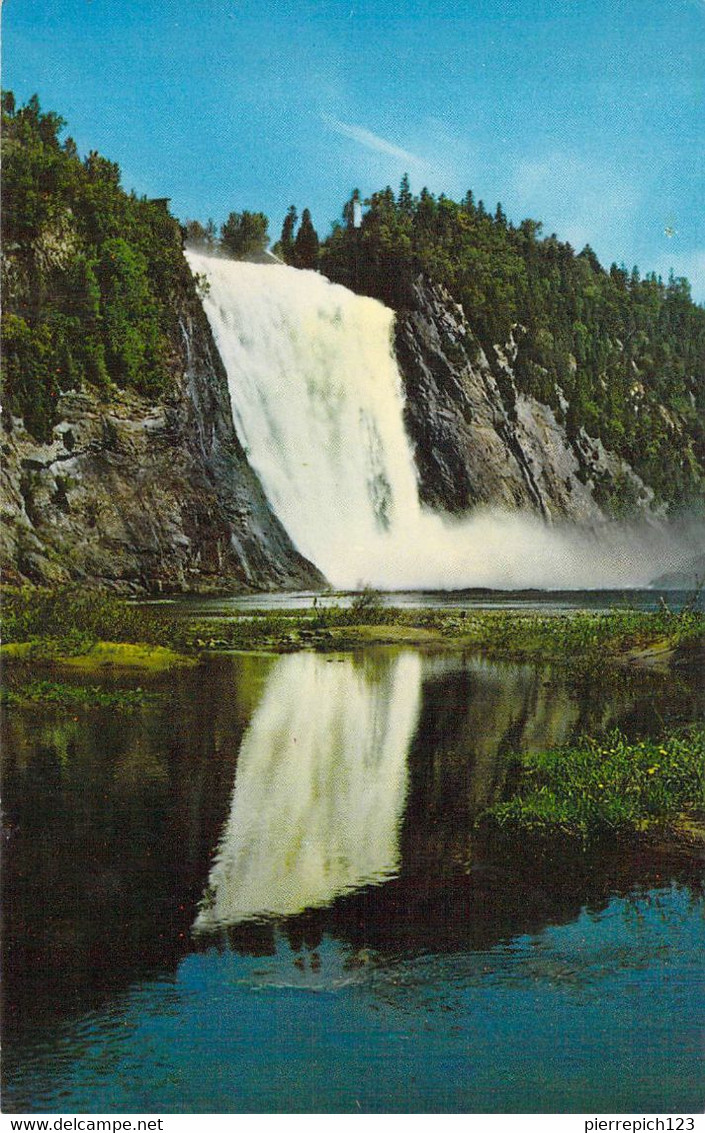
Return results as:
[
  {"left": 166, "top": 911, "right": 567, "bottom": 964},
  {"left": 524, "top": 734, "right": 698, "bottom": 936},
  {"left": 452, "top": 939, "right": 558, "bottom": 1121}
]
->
[
  {"left": 1, "top": 585, "right": 702, "bottom": 668},
  {"left": 310, "top": 603, "right": 703, "bottom": 671},
  {"left": 3, "top": 585, "right": 702, "bottom": 853},
  {"left": 478, "top": 727, "right": 705, "bottom": 847},
  {"left": 1, "top": 677, "right": 160, "bottom": 712}
]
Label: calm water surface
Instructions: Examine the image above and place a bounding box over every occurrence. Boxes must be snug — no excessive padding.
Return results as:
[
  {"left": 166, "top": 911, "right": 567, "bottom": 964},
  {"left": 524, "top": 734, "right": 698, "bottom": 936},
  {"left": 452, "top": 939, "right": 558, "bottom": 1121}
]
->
[
  {"left": 137, "top": 586, "right": 703, "bottom": 615},
  {"left": 2, "top": 647, "right": 703, "bottom": 1113}
]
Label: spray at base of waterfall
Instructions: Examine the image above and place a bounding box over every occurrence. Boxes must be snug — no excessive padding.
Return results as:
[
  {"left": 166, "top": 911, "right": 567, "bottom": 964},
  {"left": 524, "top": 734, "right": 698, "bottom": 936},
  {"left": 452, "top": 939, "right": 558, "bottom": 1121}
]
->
[{"left": 187, "top": 251, "right": 704, "bottom": 591}]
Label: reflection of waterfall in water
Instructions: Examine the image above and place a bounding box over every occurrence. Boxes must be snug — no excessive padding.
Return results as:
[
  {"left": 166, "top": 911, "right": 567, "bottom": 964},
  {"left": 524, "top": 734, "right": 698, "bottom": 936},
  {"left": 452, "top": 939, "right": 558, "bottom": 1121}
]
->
[
  {"left": 187, "top": 250, "right": 700, "bottom": 590},
  {"left": 194, "top": 652, "right": 421, "bottom": 929}
]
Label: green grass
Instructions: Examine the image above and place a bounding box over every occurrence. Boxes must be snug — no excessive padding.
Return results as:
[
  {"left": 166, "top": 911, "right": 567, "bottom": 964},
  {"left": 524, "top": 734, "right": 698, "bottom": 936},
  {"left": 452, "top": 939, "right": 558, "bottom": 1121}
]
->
[
  {"left": 417, "top": 606, "right": 703, "bottom": 663},
  {"left": 64, "top": 641, "right": 196, "bottom": 671},
  {"left": 0, "top": 638, "right": 194, "bottom": 669},
  {"left": 1, "top": 678, "right": 160, "bottom": 712},
  {"left": 183, "top": 602, "right": 703, "bottom": 661},
  {"left": 2, "top": 586, "right": 178, "bottom": 649},
  {"left": 480, "top": 727, "right": 705, "bottom": 842},
  {"left": 1, "top": 585, "right": 702, "bottom": 667}
]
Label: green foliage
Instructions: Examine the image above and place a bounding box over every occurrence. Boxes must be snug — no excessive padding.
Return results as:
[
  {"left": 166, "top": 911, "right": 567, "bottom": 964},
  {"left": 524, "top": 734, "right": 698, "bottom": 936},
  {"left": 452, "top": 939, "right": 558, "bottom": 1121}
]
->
[
  {"left": 321, "top": 176, "right": 705, "bottom": 510},
  {"left": 1, "top": 313, "right": 56, "bottom": 440},
  {"left": 275, "top": 205, "right": 298, "bottom": 264},
  {"left": 481, "top": 727, "right": 705, "bottom": 841},
  {"left": 4, "top": 587, "right": 701, "bottom": 670},
  {"left": 414, "top": 604, "right": 703, "bottom": 669},
  {"left": 2, "top": 678, "right": 159, "bottom": 712},
  {"left": 293, "top": 207, "right": 320, "bottom": 269},
  {"left": 1, "top": 92, "right": 192, "bottom": 439},
  {"left": 193, "top": 273, "right": 211, "bottom": 300},
  {"left": 350, "top": 585, "right": 384, "bottom": 616},
  {"left": 219, "top": 210, "right": 269, "bottom": 259},
  {"left": 272, "top": 205, "right": 320, "bottom": 269},
  {"left": 1, "top": 586, "right": 176, "bottom": 650},
  {"left": 96, "top": 237, "right": 168, "bottom": 394},
  {"left": 183, "top": 217, "right": 218, "bottom": 249}
]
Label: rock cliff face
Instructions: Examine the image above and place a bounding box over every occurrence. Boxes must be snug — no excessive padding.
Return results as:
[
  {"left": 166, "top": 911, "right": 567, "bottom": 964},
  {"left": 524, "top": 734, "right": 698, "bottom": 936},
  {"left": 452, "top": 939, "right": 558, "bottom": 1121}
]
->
[
  {"left": 395, "top": 278, "right": 653, "bottom": 524},
  {"left": 0, "top": 297, "right": 323, "bottom": 592},
  {"left": 2, "top": 269, "right": 661, "bottom": 593}
]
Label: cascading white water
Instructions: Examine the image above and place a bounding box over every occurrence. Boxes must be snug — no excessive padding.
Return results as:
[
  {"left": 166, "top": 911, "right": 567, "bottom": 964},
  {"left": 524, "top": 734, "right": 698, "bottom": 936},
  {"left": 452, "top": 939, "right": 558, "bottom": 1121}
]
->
[
  {"left": 194, "top": 651, "right": 420, "bottom": 928},
  {"left": 188, "top": 250, "right": 698, "bottom": 590},
  {"left": 189, "top": 251, "right": 422, "bottom": 584}
]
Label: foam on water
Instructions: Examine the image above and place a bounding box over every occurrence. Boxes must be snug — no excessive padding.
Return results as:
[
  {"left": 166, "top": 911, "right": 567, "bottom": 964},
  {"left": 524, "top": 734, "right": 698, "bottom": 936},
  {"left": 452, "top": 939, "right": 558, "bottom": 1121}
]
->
[{"left": 188, "top": 251, "right": 701, "bottom": 590}]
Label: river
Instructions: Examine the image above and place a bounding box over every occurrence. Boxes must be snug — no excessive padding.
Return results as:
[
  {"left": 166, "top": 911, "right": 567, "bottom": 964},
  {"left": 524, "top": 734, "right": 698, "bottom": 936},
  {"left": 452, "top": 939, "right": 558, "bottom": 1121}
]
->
[{"left": 2, "top": 639, "right": 702, "bottom": 1113}]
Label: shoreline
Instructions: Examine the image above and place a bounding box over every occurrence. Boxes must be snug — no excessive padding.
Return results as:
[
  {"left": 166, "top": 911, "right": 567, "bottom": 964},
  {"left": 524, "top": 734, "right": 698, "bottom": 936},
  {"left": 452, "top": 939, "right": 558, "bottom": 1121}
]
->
[{"left": 3, "top": 590, "right": 703, "bottom": 857}]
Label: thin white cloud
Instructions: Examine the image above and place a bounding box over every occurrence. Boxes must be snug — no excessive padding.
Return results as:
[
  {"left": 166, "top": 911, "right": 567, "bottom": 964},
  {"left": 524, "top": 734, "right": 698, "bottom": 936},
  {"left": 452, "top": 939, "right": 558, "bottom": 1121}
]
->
[{"left": 321, "top": 114, "right": 427, "bottom": 169}]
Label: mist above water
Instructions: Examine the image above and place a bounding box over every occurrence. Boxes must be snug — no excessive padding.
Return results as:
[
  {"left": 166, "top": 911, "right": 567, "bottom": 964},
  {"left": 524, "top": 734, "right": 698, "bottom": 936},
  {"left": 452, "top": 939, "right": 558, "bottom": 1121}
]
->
[{"left": 188, "top": 251, "right": 701, "bottom": 590}]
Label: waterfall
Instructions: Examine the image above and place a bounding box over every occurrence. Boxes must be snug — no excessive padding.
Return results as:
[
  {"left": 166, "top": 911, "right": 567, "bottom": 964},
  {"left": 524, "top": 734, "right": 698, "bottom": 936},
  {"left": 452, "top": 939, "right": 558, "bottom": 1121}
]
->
[
  {"left": 187, "top": 251, "right": 694, "bottom": 590},
  {"left": 194, "top": 651, "right": 420, "bottom": 928},
  {"left": 188, "top": 251, "right": 423, "bottom": 585}
]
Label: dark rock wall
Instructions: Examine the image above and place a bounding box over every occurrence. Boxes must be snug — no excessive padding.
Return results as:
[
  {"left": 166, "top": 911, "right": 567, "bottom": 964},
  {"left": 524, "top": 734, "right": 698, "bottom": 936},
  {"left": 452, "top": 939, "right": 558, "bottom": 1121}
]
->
[
  {"left": 0, "top": 291, "right": 323, "bottom": 592},
  {"left": 396, "top": 278, "right": 654, "bottom": 524},
  {"left": 2, "top": 269, "right": 660, "bottom": 593}
]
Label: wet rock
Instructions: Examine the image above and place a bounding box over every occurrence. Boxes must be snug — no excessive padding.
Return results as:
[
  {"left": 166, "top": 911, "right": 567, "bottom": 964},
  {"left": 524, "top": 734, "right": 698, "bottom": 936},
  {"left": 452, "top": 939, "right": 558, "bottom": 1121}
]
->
[
  {"left": 1, "top": 297, "right": 324, "bottom": 593},
  {"left": 395, "top": 277, "right": 652, "bottom": 523}
]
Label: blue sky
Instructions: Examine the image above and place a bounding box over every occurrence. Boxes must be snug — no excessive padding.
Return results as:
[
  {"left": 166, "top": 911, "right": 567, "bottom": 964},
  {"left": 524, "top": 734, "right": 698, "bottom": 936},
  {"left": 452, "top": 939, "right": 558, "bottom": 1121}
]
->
[{"left": 3, "top": 0, "right": 704, "bottom": 299}]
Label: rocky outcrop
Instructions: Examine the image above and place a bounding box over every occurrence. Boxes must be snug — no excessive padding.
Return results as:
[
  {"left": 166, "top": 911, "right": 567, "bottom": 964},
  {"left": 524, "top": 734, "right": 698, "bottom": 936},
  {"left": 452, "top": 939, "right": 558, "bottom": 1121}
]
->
[
  {"left": 0, "top": 296, "right": 324, "bottom": 593},
  {"left": 396, "top": 278, "right": 653, "bottom": 523},
  {"left": 1, "top": 267, "right": 663, "bottom": 594}
]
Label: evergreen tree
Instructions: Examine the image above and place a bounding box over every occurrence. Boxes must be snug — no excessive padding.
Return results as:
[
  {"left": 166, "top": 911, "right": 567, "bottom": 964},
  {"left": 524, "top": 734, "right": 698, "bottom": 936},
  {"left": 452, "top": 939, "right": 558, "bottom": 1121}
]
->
[
  {"left": 319, "top": 179, "right": 705, "bottom": 510},
  {"left": 204, "top": 219, "right": 218, "bottom": 247},
  {"left": 220, "top": 210, "right": 269, "bottom": 259},
  {"left": 1, "top": 91, "right": 191, "bottom": 438},
  {"left": 278, "top": 205, "right": 298, "bottom": 264},
  {"left": 184, "top": 219, "right": 208, "bottom": 245},
  {"left": 577, "top": 244, "right": 602, "bottom": 273},
  {"left": 184, "top": 218, "right": 217, "bottom": 250},
  {"left": 293, "top": 208, "right": 319, "bottom": 269},
  {"left": 398, "top": 173, "right": 414, "bottom": 216}
]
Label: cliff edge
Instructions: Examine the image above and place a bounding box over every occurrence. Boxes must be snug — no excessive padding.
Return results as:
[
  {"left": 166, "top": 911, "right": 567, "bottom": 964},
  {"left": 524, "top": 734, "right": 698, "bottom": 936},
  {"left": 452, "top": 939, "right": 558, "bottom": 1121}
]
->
[{"left": 396, "top": 278, "right": 654, "bottom": 524}]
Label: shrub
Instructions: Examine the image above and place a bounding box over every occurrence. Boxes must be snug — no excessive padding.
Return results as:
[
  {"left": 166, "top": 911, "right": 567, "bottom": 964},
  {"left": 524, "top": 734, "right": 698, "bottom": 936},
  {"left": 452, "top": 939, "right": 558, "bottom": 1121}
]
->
[{"left": 481, "top": 727, "right": 705, "bottom": 841}]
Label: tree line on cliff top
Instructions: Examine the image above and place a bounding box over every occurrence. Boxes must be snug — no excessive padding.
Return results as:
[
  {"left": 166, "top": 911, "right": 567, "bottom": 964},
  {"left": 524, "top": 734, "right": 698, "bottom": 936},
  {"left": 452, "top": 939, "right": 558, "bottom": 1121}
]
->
[
  {"left": 3, "top": 93, "right": 704, "bottom": 511},
  {"left": 1, "top": 91, "right": 191, "bottom": 440},
  {"left": 184, "top": 205, "right": 320, "bottom": 269},
  {"left": 318, "top": 177, "right": 705, "bottom": 510}
]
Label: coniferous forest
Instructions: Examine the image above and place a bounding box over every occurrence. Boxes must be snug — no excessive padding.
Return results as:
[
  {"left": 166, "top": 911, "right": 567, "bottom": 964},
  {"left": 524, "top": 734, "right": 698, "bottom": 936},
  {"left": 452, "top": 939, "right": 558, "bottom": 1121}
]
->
[
  {"left": 1, "top": 93, "right": 192, "bottom": 440},
  {"left": 319, "top": 180, "right": 705, "bottom": 510},
  {"left": 3, "top": 93, "right": 704, "bottom": 511}
]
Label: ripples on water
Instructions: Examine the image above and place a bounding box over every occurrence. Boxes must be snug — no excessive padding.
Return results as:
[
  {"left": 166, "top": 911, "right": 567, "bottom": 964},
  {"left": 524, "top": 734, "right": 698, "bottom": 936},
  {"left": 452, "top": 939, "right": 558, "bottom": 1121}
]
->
[{"left": 2, "top": 649, "right": 703, "bottom": 1113}]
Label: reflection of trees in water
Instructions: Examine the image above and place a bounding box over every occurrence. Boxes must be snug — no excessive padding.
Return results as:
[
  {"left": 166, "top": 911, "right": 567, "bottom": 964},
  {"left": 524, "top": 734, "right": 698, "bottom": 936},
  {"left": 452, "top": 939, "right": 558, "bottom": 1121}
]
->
[
  {"left": 323, "top": 837, "right": 702, "bottom": 957},
  {"left": 333, "top": 882, "right": 704, "bottom": 1014},
  {"left": 400, "top": 656, "right": 701, "bottom": 878},
  {"left": 400, "top": 659, "right": 580, "bottom": 880},
  {"left": 3, "top": 647, "right": 701, "bottom": 1039},
  {"left": 189, "top": 860, "right": 702, "bottom": 1014},
  {"left": 1, "top": 655, "right": 262, "bottom": 1033},
  {"left": 192, "top": 651, "right": 703, "bottom": 977}
]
